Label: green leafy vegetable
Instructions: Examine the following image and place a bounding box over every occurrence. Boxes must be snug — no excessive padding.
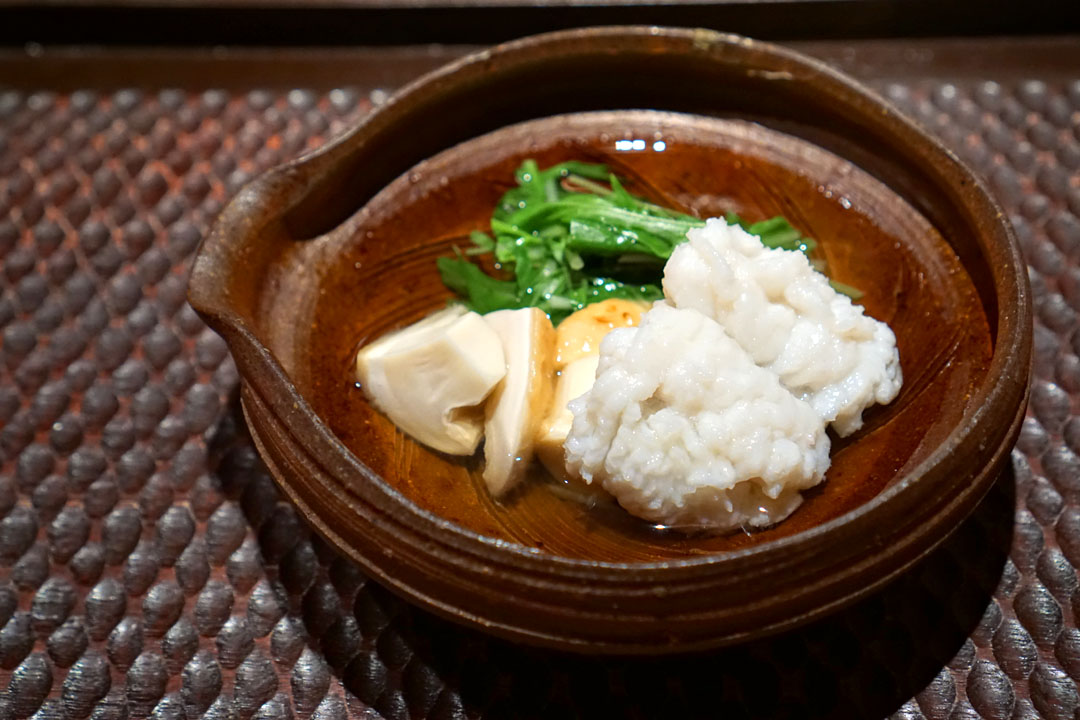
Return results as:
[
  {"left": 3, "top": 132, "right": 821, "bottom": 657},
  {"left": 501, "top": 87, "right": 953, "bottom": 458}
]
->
[{"left": 438, "top": 160, "right": 855, "bottom": 324}]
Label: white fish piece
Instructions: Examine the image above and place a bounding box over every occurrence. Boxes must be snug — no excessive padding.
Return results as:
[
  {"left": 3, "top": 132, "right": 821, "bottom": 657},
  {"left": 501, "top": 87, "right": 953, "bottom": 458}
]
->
[
  {"left": 664, "top": 218, "right": 902, "bottom": 436},
  {"left": 565, "top": 303, "right": 830, "bottom": 531}
]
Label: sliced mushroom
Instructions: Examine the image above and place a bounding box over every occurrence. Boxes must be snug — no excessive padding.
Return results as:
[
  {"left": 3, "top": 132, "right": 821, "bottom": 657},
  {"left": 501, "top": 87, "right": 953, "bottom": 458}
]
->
[
  {"left": 481, "top": 308, "right": 556, "bottom": 497},
  {"left": 356, "top": 306, "right": 506, "bottom": 455}
]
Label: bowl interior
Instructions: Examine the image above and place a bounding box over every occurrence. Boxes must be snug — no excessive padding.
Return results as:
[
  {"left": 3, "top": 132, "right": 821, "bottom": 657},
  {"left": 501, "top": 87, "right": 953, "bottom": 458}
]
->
[{"left": 251, "top": 109, "right": 992, "bottom": 562}]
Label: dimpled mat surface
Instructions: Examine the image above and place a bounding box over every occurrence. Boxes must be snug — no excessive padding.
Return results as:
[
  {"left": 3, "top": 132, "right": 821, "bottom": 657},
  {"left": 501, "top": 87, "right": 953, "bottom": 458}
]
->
[{"left": 1, "top": 39, "right": 1080, "bottom": 719}]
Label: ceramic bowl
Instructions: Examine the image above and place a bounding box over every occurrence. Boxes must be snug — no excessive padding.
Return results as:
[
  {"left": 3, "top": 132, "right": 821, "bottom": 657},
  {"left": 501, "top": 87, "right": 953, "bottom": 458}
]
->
[{"left": 189, "top": 26, "right": 1031, "bottom": 654}]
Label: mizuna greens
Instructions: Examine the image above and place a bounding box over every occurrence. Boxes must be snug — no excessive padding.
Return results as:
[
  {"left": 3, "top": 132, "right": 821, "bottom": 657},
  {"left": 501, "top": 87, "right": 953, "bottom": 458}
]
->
[{"left": 437, "top": 160, "right": 858, "bottom": 325}]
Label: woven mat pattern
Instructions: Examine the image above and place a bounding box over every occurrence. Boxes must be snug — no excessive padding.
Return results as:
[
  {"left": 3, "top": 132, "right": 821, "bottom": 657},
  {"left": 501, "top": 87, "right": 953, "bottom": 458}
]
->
[{"left": 2, "top": 65, "right": 1080, "bottom": 719}]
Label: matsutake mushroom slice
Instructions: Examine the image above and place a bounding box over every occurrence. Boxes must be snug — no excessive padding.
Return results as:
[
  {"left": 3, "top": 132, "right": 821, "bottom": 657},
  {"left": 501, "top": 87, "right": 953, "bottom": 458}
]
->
[
  {"left": 356, "top": 306, "right": 506, "bottom": 455},
  {"left": 481, "top": 308, "right": 556, "bottom": 496}
]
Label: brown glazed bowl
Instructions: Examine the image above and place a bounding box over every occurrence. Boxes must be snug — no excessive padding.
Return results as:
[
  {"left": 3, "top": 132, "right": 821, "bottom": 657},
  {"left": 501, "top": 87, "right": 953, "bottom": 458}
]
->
[{"left": 189, "top": 27, "right": 1031, "bottom": 654}]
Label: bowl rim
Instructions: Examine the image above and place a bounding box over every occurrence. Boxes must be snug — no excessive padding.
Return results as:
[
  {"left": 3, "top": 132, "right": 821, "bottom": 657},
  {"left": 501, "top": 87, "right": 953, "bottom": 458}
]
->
[{"left": 191, "top": 25, "right": 1032, "bottom": 574}]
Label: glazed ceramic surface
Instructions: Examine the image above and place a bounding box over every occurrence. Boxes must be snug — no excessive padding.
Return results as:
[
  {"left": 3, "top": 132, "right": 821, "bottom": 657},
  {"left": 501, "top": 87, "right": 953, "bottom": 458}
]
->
[{"left": 189, "top": 26, "right": 1031, "bottom": 653}]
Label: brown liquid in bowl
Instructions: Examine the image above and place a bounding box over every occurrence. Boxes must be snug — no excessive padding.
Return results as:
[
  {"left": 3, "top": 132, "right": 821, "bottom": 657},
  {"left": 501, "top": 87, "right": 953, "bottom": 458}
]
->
[{"left": 281, "top": 111, "right": 992, "bottom": 561}]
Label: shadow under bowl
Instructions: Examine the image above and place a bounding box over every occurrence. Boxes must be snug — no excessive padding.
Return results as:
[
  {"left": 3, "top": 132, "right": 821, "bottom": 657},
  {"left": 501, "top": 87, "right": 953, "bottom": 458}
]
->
[{"left": 189, "top": 26, "right": 1031, "bottom": 654}]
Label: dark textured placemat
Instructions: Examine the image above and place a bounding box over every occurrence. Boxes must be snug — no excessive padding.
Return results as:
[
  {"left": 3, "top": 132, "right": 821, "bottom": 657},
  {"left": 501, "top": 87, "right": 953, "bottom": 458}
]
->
[{"left": 1, "top": 40, "right": 1079, "bottom": 719}]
